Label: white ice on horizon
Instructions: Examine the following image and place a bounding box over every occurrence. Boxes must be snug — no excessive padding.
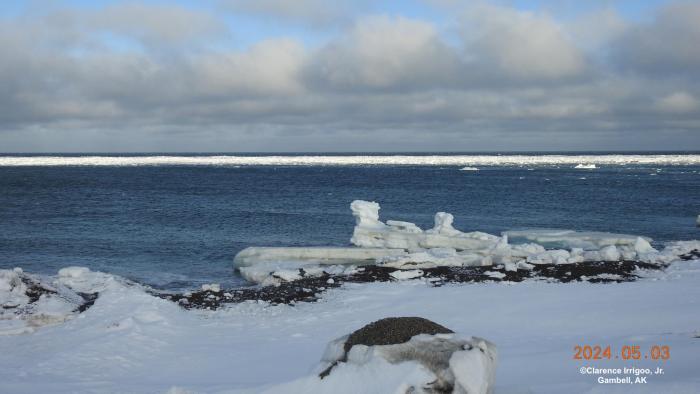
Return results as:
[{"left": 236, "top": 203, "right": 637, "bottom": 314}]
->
[
  {"left": 2, "top": 154, "right": 700, "bottom": 166},
  {"left": 574, "top": 163, "right": 597, "bottom": 169}
]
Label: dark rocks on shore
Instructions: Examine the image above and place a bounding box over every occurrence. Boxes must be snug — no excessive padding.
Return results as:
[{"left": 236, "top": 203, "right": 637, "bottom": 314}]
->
[
  {"left": 158, "top": 256, "right": 677, "bottom": 310},
  {"left": 1, "top": 275, "right": 100, "bottom": 314}
]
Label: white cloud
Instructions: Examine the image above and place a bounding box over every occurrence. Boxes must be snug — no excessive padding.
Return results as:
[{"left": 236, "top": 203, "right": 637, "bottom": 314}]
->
[
  {"left": 656, "top": 91, "right": 699, "bottom": 113},
  {"left": 309, "top": 16, "right": 461, "bottom": 90},
  {"left": 462, "top": 4, "right": 586, "bottom": 80},
  {"left": 613, "top": 2, "right": 700, "bottom": 74}
]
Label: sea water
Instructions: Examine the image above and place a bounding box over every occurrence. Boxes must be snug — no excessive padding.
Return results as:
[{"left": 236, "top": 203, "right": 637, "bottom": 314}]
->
[{"left": 1, "top": 153, "right": 698, "bottom": 290}]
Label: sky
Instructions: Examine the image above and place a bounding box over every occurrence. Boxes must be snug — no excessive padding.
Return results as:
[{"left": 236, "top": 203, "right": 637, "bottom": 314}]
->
[{"left": 0, "top": 0, "right": 699, "bottom": 152}]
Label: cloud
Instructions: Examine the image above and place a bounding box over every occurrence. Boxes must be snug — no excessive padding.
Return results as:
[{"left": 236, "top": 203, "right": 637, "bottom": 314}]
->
[
  {"left": 220, "top": 0, "right": 370, "bottom": 27},
  {"left": 461, "top": 4, "right": 586, "bottom": 80},
  {"left": 655, "top": 91, "right": 699, "bottom": 113},
  {"left": 0, "top": 1, "right": 698, "bottom": 151},
  {"left": 309, "top": 16, "right": 461, "bottom": 91},
  {"left": 613, "top": 2, "right": 700, "bottom": 75}
]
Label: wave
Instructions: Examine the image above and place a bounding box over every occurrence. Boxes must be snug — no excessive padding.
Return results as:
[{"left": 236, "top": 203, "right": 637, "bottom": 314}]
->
[{"left": 1, "top": 154, "right": 700, "bottom": 166}]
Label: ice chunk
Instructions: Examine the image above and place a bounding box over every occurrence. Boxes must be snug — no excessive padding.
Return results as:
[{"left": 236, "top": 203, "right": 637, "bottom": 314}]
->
[
  {"left": 379, "top": 248, "right": 491, "bottom": 269},
  {"left": 598, "top": 245, "right": 621, "bottom": 261},
  {"left": 574, "top": 164, "right": 596, "bottom": 169},
  {"left": 351, "top": 201, "right": 500, "bottom": 251},
  {"left": 460, "top": 166, "right": 479, "bottom": 171},
  {"left": 389, "top": 270, "right": 424, "bottom": 280},
  {"left": 201, "top": 283, "right": 220, "bottom": 292},
  {"left": 350, "top": 200, "right": 385, "bottom": 229}
]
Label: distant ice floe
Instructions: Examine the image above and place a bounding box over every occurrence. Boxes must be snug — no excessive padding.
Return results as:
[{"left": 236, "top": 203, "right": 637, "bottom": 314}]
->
[
  {"left": 233, "top": 200, "right": 700, "bottom": 286},
  {"left": 459, "top": 166, "right": 480, "bottom": 171},
  {"left": 2, "top": 154, "right": 700, "bottom": 166},
  {"left": 574, "top": 163, "right": 596, "bottom": 169}
]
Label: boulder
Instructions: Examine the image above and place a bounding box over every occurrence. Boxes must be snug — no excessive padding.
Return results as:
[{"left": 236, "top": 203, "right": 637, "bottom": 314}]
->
[{"left": 319, "top": 317, "right": 497, "bottom": 394}]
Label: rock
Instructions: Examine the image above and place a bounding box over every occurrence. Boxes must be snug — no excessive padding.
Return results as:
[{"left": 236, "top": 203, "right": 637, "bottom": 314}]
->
[
  {"left": 318, "top": 317, "right": 497, "bottom": 394},
  {"left": 343, "top": 317, "right": 454, "bottom": 352}
]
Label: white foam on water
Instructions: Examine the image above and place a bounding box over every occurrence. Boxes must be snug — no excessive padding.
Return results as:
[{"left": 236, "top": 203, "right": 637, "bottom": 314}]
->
[{"left": 1, "top": 154, "right": 700, "bottom": 166}]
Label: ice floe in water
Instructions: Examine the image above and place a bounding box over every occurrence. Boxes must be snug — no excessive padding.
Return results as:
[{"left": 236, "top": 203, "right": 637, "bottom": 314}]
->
[
  {"left": 574, "top": 163, "right": 597, "bottom": 169},
  {"left": 2, "top": 154, "right": 700, "bottom": 166},
  {"left": 233, "top": 200, "right": 700, "bottom": 285},
  {"left": 459, "top": 166, "right": 479, "bottom": 171}
]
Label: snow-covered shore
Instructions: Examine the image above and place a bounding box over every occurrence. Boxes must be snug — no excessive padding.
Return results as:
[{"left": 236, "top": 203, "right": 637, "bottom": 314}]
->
[{"left": 1, "top": 258, "right": 699, "bottom": 393}]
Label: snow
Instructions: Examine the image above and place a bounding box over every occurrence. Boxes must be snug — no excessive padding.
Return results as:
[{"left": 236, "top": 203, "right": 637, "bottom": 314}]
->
[
  {"left": 1, "top": 259, "right": 700, "bottom": 393},
  {"left": 2, "top": 154, "right": 700, "bottom": 166},
  {"left": 315, "top": 332, "right": 497, "bottom": 394},
  {"left": 1, "top": 267, "right": 139, "bottom": 335}
]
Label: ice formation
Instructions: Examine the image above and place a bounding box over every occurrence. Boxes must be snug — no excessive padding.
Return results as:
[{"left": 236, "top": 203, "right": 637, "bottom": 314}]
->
[
  {"left": 574, "top": 163, "right": 596, "bottom": 169},
  {"left": 1, "top": 266, "right": 126, "bottom": 335},
  {"left": 232, "top": 200, "right": 700, "bottom": 285}
]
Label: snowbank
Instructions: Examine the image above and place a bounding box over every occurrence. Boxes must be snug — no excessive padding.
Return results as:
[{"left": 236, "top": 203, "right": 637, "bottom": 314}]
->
[{"left": 1, "top": 266, "right": 129, "bottom": 335}]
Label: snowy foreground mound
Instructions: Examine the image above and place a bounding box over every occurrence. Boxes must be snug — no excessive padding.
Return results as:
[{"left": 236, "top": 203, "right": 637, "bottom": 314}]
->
[
  {"left": 316, "top": 317, "right": 497, "bottom": 394},
  {"left": 1, "top": 267, "right": 127, "bottom": 335},
  {"left": 234, "top": 200, "right": 699, "bottom": 286}
]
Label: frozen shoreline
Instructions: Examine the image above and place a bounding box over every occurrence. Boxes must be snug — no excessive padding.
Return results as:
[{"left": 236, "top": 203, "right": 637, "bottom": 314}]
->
[{"left": 1, "top": 259, "right": 699, "bottom": 393}]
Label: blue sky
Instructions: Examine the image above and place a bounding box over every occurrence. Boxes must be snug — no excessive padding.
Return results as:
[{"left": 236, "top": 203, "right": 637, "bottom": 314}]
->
[{"left": 0, "top": 0, "right": 698, "bottom": 152}]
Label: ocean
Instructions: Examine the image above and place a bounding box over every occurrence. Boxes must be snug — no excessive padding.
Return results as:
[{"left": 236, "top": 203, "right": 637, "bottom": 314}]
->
[{"left": 1, "top": 153, "right": 699, "bottom": 290}]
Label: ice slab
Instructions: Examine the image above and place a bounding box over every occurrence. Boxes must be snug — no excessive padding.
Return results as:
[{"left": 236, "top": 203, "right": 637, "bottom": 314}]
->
[
  {"left": 233, "top": 247, "right": 406, "bottom": 268},
  {"left": 504, "top": 229, "right": 651, "bottom": 250}
]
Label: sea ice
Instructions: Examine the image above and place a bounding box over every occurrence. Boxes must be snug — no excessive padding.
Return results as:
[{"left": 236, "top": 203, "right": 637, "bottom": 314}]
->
[
  {"left": 504, "top": 229, "right": 648, "bottom": 250},
  {"left": 234, "top": 246, "right": 405, "bottom": 268},
  {"left": 574, "top": 163, "right": 596, "bottom": 169},
  {"left": 233, "top": 201, "right": 694, "bottom": 285},
  {"left": 2, "top": 154, "right": 699, "bottom": 166}
]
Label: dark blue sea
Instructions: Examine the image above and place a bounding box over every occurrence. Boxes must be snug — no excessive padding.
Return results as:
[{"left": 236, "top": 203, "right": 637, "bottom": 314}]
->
[{"left": 1, "top": 153, "right": 699, "bottom": 290}]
